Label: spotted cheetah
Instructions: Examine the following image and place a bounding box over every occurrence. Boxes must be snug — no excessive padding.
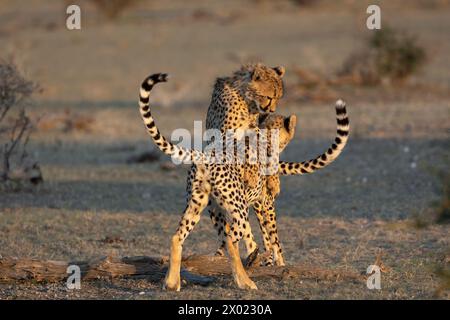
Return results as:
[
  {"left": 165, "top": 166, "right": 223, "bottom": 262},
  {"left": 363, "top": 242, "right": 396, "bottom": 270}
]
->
[
  {"left": 212, "top": 100, "right": 350, "bottom": 267},
  {"left": 208, "top": 112, "right": 297, "bottom": 267},
  {"left": 138, "top": 64, "right": 286, "bottom": 291},
  {"left": 140, "top": 69, "right": 345, "bottom": 290}
]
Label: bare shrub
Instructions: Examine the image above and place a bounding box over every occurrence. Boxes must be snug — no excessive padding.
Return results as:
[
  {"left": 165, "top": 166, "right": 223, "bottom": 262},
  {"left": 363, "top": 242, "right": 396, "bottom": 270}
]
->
[
  {"left": 90, "top": 0, "right": 140, "bottom": 20},
  {"left": 340, "top": 26, "right": 427, "bottom": 85},
  {"left": 0, "top": 60, "right": 42, "bottom": 188}
]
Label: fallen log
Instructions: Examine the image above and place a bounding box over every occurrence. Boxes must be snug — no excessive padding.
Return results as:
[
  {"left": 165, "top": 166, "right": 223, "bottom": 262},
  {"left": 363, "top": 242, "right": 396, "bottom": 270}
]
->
[
  {"left": 183, "top": 255, "right": 364, "bottom": 281},
  {"left": 0, "top": 255, "right": 364, "bottom": 285}
]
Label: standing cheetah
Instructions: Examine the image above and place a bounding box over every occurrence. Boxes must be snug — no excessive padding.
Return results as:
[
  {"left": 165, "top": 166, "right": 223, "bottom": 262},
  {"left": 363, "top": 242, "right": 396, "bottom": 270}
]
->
[
  {"left": 211, "top": 100, "right": 350, "bottom": 267},
  {"left": 138, "top": 64, "right": 286, "bottom": 291},
  {"left": 138, "top": 66, "right": 349, "bottom": 289}
]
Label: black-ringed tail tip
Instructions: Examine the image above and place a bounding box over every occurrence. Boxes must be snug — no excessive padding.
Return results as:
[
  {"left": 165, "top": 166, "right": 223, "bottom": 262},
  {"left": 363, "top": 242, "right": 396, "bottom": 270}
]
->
[
  {"left": 141, "top": 73, "right": 169, "bottom": 90},
  {"left": 278, "top": 98, "right": 349, "bottom": 176},
  {"left": 335, "top": 99, "right": 349, "bottom": 132},
  {"left": 139, "top": 72, "right": 209, "bottom": 164}
]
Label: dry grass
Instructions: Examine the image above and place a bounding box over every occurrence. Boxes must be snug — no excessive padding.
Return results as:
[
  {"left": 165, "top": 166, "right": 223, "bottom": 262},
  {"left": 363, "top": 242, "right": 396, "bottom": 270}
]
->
[
  {"left": 434, "top": 172, "right": 450, "bottom": 225},
  {"left": 90, "top": 0, "right": 141, "bottom": 20},
  {"left": 434, "top": 266, "right": 450, "bottom": 297},
  {"left": 412, "top": 166, "right": 450, "bottom": 229},
  {"left": 37, "top": 109, "right": 95, "bottom": 133}
]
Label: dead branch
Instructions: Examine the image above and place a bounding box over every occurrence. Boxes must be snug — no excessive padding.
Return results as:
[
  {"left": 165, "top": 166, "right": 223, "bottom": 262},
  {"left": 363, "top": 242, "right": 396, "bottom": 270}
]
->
[{"left": 0, "top": 255, "right": 364, "bottom": 286}]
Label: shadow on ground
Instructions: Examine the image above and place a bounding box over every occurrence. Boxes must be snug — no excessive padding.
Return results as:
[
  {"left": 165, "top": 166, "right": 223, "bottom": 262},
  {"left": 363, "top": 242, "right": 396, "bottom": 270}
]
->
[{"left": 1, "top": 137, "right": 447, "bottom": 220}]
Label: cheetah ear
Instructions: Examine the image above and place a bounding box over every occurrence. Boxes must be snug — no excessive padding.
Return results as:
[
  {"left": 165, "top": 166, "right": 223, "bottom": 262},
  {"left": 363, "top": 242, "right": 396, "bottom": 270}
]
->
[
  {"left": 284, "top": 115, "right": 297, "bottom": 135},
  {"left": 272, "top": 66, "right": 285, "bottom": 77}
]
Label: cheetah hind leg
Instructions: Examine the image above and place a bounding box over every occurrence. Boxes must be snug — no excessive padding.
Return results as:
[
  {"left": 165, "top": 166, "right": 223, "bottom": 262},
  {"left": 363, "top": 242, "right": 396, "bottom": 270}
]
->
[
  {"left": 262, "top": 251, "right": 274, "bottom": 266},
  {"left": 240, "top": 219, "right": 260, "bottom": 268},
  {"left": 212, "top": 210, "right": 259, "bottom": 268},
  {"left": 163, "top": 187, "right": 209, "bottom": 291},
  {"left": 263, "top": 196, "right": 285, "bottom": 267},
  {"left": 225, "top": 224, "right": 257, "bottom": 290},
  {"left": 253, "top": 200, "right": 274, "bottom": 266},
  {"left": 208, "top": 206, "right": 227, "bottom": 256},
  {"left": 163, "top": 234, "right": 182, "bottom": 291}
]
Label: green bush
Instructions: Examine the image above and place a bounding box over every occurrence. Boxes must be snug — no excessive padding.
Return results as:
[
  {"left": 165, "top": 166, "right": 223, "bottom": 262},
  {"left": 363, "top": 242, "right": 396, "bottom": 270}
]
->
[{"left": 340, "top": 26, "right": 427, "bottom": 85}]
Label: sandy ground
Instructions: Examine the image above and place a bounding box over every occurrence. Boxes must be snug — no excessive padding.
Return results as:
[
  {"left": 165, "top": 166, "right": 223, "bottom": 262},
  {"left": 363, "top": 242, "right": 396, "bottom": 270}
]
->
[{"left": 0, "top": 0, "right": 449, "bottom": 299}]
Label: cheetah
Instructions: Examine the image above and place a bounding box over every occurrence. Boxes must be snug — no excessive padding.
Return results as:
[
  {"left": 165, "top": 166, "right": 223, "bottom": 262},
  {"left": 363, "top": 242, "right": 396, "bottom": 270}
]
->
[
  {"left": 138, "top": 64, "right": 286, "bottom": 291},
  {"left": 208, "top": 111, "right": 297, "bottom": 267},
  {"left": 140, "top": 67, "right": 345, "bottom": 290},
  {"left": 211, "top": 100, "right": 350, "bottom": 267}
]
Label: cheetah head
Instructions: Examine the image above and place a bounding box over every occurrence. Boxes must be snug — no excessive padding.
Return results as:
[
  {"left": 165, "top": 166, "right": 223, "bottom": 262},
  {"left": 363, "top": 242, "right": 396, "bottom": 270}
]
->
[
  {"left": 258, "top": 113, "right": 296, "bottom": 152},
  {"left": 236, "top": 63, "right": 285, "bottom": 113}
]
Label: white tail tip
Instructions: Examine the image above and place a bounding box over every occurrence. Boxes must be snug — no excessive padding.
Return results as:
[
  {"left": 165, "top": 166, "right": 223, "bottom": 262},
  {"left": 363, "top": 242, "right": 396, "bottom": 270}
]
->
[{"left": 336, "top": 99, "right": 346, "bottom": 107}]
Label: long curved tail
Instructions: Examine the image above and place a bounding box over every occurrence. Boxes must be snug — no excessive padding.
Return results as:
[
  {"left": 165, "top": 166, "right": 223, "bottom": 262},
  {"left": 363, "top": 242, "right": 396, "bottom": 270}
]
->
[
  {"left": 278, "top": 99, "right": 349, "bottom": 175},
  {"left": 139, "top": 73, "right": 209, "bottom": 163}
]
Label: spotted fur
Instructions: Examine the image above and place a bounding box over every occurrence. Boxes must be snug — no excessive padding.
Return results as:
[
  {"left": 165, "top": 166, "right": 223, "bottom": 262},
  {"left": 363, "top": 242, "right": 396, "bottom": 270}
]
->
[
  {"left": 213, "top": 100, "right": 350, "bottom": 266},
  {"left": 139, "top": 68, "right": 350, "bottom": 287},
  {"left": 139, "top": 73, "right": 211, "bottom": 164},
  {"left": 139, "top": 64, "right": 286, "bottom": 291},
  {"left": 211, "top": 114, "right": 296, "bottom": 267}
]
